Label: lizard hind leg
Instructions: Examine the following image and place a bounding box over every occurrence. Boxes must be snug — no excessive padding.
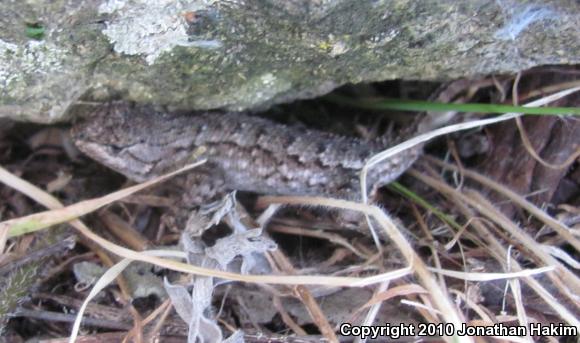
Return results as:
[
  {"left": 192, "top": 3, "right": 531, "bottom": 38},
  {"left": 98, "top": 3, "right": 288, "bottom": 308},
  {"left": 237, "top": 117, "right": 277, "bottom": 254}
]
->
[
  {"left": 180, "top": 165, "right": 228, "bottom": 207},
  {"left": 160, "top": 165, "right": 228, "bottom": 234}
]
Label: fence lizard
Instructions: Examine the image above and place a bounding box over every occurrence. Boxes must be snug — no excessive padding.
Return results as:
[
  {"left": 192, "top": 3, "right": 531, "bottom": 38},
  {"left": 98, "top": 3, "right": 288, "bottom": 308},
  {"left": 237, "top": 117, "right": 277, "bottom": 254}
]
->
[{"left": 71, "top": 102, "right": 422, "bottom": 207}]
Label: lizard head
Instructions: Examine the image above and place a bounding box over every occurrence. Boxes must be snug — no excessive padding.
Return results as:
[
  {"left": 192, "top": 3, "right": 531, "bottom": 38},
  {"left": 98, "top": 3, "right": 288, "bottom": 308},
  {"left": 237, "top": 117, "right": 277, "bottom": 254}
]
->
[{"left": 71, "top": 102, "right": 172, "bottom": 182}]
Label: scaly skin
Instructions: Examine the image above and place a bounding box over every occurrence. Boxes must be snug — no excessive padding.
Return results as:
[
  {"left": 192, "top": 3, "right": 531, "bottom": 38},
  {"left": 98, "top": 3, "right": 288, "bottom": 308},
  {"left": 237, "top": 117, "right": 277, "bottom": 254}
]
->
[{"left": 72, "top": 102, "right": 422, "bottom": 204}]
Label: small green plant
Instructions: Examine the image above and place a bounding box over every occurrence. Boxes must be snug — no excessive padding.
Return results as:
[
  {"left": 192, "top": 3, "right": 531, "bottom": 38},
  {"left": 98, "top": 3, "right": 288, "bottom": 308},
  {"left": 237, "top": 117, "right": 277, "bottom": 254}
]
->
[
  {"left": 0, "top": 264, "right": 39, "bottom": 335},
  {"left": 25, "top": 23, "right": 45, "bottom": 40}
]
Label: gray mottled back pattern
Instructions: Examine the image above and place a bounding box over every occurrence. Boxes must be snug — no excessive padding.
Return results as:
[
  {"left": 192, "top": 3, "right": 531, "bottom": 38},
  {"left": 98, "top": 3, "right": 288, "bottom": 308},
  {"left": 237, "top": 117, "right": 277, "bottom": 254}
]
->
[{"left": 72, "top": 102, "right": 421, "bottom": 203}]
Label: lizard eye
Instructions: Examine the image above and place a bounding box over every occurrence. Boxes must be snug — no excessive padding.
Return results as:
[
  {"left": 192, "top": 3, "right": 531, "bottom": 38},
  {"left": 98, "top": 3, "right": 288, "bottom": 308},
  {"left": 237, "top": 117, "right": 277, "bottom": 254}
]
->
[
  {"left": 73, "top": 130, "right": 86, "bottom": 140},
  {"left": 110, "top": 145, "right": 122, "bottom": 154}
]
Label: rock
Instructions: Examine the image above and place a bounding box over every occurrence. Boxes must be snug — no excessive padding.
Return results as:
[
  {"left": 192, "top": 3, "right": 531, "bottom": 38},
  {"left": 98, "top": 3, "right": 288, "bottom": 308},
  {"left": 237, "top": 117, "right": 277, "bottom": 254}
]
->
[{"left": 1, "top": 0, "right": 578, "bottom": 122}]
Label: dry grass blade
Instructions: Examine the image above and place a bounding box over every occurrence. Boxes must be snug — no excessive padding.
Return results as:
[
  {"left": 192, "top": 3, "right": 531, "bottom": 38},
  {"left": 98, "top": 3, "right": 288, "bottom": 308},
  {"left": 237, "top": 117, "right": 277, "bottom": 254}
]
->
[
  {"left": 515, "top": 116, "right": 580, "bottom": 170},
  {"left": 408, "top": 170, "right": 579, "bottom": 327},
  {"left": 465, "top": 189, "right": 579, "bottom": 295},
  {"left": 360, "top": 85, "right": 580, "bottom": 204},
  {"left": 69, "top": 249, "right": 187, "bottom": 343},
  {"left": 239, "top": 203, "right": 340, "bottom": 343},
  {"left": 259, "top": 195, "right": 470, "bottom": 343},
  {"left": 268, "top": 224, "right": 370, "bottom": 259},
  {"left": 0, "top": 162, "right": 399, "bottom": 286},
  {"left": 426, "top": 265, "right": 555, "bottom": 281},
  {"left": 0, "top": 160, "right": 207, "bottom": 240},
  {"left": 358, "top": 284, "right": 428, "bottom": 311},
  {"left": 353, "top": 281, "right": 390, "bottom": 343},
  {"left": 511, "top": 72, "right": 580, "bottom": 171},
  {"left": 426, "top": 157, "right": 580, "bottom": 253}
]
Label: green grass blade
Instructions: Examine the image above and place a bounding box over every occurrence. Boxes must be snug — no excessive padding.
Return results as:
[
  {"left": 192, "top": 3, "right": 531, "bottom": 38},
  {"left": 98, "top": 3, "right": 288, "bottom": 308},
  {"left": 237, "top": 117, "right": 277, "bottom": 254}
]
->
[
  {"left": 327, "top": 95, "right": 580, "bottom": 116},
  {"left": 388, "top": 182, "right": 463, "bottom": 231}
]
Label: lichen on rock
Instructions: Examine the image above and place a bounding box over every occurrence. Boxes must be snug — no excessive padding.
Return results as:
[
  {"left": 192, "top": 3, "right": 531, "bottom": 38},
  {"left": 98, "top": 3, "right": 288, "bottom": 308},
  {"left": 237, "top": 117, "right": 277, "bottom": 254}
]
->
[{"left": 98, "top": 0, "right": 222, "bottom": 65}]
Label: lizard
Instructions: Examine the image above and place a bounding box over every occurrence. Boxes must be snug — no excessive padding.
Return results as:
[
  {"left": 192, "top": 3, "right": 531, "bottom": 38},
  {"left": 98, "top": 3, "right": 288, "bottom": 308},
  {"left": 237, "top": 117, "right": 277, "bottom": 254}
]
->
[{"left": 71, "top": 102, "right": 423, "bottom": 221}]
